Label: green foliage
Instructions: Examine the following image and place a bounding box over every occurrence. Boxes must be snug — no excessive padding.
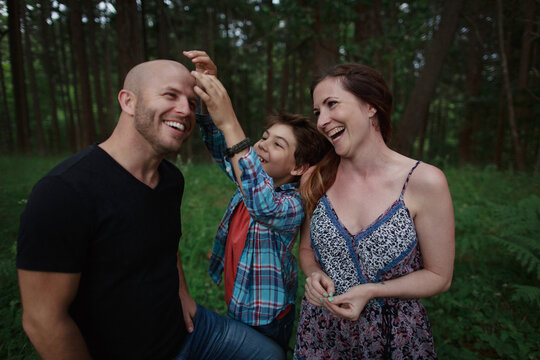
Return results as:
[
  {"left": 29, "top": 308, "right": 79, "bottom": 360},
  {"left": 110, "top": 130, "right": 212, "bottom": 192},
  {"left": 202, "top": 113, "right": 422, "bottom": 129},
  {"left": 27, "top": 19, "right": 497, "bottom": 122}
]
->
[
  {"left": 424, "top": 167, "right": 540, "bottom": 359},
  {"left": 177, "top": 161, "right": 236, "bottom": 315}
]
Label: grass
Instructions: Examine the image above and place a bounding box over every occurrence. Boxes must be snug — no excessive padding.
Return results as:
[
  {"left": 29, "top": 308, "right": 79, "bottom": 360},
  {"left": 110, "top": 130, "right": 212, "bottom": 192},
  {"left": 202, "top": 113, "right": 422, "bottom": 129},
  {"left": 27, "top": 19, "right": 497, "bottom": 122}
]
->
[{"left": 1, "top": 156, "right": 539, "bottom": 359}]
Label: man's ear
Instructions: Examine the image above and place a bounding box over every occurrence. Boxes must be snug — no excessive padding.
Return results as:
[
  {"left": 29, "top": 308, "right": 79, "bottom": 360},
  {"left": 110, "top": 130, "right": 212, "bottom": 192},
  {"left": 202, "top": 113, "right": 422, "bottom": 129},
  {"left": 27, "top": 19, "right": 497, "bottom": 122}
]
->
[
  {"left": 291, "top": 163, "right": 310, "bottom": 177},
  {"left": 118, "top": 89, "right": 136, "bottom": 116}
]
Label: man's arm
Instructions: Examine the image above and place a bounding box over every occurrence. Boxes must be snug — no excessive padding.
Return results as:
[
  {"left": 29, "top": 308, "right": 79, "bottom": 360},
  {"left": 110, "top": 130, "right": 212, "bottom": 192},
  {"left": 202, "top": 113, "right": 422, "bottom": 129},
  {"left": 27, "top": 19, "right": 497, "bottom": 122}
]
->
[{"left": 18, "top": 269, "right": 91, "bottom": 360}]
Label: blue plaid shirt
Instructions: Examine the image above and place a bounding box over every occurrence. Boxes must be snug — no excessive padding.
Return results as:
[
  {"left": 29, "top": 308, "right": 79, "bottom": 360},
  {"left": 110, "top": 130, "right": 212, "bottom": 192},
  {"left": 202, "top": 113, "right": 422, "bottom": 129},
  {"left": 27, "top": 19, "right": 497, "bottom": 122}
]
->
[{"left": 197, "top": 114, "right": 303, "bottom": 326}]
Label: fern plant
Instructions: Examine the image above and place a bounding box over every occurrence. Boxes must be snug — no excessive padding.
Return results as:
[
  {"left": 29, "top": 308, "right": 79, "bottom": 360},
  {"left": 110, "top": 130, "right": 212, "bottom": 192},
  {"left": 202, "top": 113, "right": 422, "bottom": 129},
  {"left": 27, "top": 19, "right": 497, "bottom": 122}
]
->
[{"left": 488, "top": 195, "right": 540, "bottom": 306}]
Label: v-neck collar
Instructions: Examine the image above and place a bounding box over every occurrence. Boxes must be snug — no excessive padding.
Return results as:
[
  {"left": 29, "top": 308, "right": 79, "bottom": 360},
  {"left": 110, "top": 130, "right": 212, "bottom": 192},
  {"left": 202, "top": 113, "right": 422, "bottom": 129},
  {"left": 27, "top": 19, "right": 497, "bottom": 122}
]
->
[
  {"left": 94, "top": 145, "right": 164, "bottom": 191},
  {"left": 322, "top": 194, "right": 405, "bottom": 241}
]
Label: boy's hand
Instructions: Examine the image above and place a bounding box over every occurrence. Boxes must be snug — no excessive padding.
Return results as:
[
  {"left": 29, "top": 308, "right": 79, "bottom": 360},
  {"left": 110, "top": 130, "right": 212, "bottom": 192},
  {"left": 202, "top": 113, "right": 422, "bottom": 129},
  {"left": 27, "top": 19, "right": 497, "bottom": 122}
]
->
[
  {"left": 192, "top": 72, "right": 238, "bottom": 131},
  {"left": 183, "top": 50, "right": 217, "bottom": 76}
]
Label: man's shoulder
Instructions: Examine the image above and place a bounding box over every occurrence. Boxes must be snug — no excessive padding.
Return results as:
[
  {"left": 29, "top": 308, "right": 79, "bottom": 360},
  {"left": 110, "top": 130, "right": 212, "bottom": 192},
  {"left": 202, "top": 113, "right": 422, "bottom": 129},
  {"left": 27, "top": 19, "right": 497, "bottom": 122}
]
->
[
  {"left": 29, "top": 145, "right": 103, "bottom": 201},
  {"left": 47, "top": 145, "right": 103, "bottom": 179}
]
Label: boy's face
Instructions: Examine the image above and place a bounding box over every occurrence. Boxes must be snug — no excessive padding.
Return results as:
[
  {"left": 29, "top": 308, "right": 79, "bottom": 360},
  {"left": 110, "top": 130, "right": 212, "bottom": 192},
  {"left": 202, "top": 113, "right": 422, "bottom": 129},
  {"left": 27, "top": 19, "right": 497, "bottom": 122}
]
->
[{"left": 254, "top": 123, "right": 300, "bottom": 187}]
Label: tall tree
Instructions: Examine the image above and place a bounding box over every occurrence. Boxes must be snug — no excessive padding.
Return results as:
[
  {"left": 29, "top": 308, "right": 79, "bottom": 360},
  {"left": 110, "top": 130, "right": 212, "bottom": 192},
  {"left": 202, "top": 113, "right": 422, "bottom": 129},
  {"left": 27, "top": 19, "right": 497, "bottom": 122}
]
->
[
  {"left": 517, "top": 0, "right": 536, "bottom": 164},
  {"left": 392, "top": 0, "right": 466, "bottom": 155},
  {"left": 459, "top": 0, "right": 483, "bottom": 166},
  {"left": 354, "top": 0, "right": 384, "bottom": 68},
  {"left": 264, "top": 0, "right": 275, "bottom": 113},
  {"left": 38, "top": 0, "right": 62, "bottom": 153},
  {"left": 22, "top": 5, "right": 46, "bottom": 155},
  {"left": 115, "top": 0, "right": 144, "bottom": 85},
  {"left": 84, "top": 0, "right": 107, "bottom": 141},
  {"left": 156, "top": 0, "right": 170, "bottom": 59},
  {"left": 68, "top": 0, "right": 96, "bottom": 148},
  {"left": 55, "top": 13, "right": 77, "bottom": 152},
  {"left": 0, "top": 35, "right": 14, "bottom": 153},
  {"left": 7, "top": 0, "right": 31, "bottom": 153},
  {"left": 311, "top": 0, "right": 339, "bottom": 77},
  {"left": 496, "top": 0, "right": 526, "bottom": 171}
]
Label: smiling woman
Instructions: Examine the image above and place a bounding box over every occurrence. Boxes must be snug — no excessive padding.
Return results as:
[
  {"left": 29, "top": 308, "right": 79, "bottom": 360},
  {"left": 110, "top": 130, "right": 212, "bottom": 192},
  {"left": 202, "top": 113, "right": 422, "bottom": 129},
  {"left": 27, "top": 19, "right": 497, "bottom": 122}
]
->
[{"left": 295, "top": 63, "right": 455, "bottom": 359}]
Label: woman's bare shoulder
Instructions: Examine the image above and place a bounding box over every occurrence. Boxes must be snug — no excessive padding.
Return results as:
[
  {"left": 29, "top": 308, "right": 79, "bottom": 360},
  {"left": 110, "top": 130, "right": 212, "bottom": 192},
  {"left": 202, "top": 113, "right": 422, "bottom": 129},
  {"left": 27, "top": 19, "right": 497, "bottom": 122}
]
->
[{"left": 404, "top": 161, "right": 451, "bottom": 210}]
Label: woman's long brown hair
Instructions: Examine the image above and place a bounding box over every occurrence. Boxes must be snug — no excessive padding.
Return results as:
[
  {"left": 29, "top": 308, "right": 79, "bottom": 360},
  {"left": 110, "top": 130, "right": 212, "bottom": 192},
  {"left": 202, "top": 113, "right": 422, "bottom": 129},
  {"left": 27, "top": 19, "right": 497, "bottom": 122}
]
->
[{"left": 300, "top": 149, "right": 340, "bottom": 217}]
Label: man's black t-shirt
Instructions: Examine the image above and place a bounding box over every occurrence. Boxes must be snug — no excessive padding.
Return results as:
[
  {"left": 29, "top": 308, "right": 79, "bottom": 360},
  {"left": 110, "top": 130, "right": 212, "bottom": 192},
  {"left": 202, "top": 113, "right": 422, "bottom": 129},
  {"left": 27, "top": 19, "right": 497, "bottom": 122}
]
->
[{"left": 17, "top": 145, "right": 187, "bottom": 359}]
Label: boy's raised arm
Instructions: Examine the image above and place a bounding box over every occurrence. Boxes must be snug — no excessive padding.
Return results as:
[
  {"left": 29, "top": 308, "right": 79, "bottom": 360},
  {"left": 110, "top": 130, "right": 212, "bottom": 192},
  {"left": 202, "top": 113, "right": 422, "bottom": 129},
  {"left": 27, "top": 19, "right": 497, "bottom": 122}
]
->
[{"left": 192, "top": 71, "right": 249, "bottom": 194}]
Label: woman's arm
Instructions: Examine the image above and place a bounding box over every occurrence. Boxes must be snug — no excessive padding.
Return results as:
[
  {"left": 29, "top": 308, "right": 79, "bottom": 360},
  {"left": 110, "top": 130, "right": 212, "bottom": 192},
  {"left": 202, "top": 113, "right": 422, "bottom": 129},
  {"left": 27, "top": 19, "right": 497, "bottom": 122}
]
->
[
  {"left": 326, "top": 164, "right": 455, "bottom": 320},
  {"left": 299, "top": 217, "right": 336, "bottom": 307}
]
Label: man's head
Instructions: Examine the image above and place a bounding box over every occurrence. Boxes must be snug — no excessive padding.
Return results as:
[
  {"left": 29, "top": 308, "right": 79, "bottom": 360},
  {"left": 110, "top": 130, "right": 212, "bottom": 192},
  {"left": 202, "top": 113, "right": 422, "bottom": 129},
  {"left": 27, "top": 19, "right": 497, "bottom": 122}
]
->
[
  {"left": 118, "top": 60, "right": 198, "bottom": 155},
  {"left": 253, "top": 113, "right": 332, "bottom": 186}
]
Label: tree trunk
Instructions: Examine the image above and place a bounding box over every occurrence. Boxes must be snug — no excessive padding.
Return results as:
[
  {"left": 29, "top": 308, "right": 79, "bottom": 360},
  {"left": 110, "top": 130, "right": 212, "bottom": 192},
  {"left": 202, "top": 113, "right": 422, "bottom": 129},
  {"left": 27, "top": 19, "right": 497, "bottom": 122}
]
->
[
  {"left": 518, "top": 0, "right": 536, "bottom": 90},
  {"left": 496, "top": 0, "right": 526, "bottom": 171},
  {"left": 534, "top": 139, "right": 540, "bottom": 175},
  {"left": 354, "top": 0, "right": 384, "bottom": 68},
  {"left": 103, "top": 24, "right": 116, "bottom": 136},
  {"left": 156, "top": 0, "right": 169, "bottom": 59},
  {"left": 38, "top": 0, "right": 61, "bottom": 153},
  {"left": 0, "top": 44, "right": 14, "bottom": 153},
  {"left": 140, "top": 0, "right": 149, "bottom": 60},
  {"left": 416, "top": 110, "right": 429, "bottom": 160},
  {"left": 392, "top": 0, "right": 466, "bottom": 156},
  {"left": 297, "top": 56, "right": 309, "bottom": 115},
  {"left": 279, "top": 41, "right": 290, "bottom": 112},
  {"left": 460, "top": 0, "right": 482, "bottom": 166},
  {"left": 516, "top": 0, "right": 536, "bottom": 164},
  {"left": 265, "top": 41, "right": 274, "bottom": 114},
  {"left": 56, "top": 18, "right": 77, "bottom": 152},
  {"left": 311, "top": 0, "right": 339, "bottom": 77},
  {"left": 84, "top": 0, "right": 107, "bottom": 141},
  {"left": 494, "top": 90, "right": 505, "bottom": 170},
  {"left": 116, "top": 0, "right": 144, "bottom": 86},
  {"left": 7, "top": 0, "right": 31, "bottom": 153},
  {"left": 68, "top": 0, "right": 96, "bottom": 149},
  {"left": 264, "top": 0, "right": 275, "bottom": 114},
  {"left": 23, "top": 8, "right": 47, "bottom": 155}
]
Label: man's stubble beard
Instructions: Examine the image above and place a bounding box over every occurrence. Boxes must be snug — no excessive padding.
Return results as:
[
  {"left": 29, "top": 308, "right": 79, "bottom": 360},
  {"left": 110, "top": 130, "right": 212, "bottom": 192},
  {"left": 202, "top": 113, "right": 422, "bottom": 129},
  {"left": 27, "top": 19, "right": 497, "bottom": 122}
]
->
[{"left": 133, "top": 102, "right": 185, "bottom": 156}]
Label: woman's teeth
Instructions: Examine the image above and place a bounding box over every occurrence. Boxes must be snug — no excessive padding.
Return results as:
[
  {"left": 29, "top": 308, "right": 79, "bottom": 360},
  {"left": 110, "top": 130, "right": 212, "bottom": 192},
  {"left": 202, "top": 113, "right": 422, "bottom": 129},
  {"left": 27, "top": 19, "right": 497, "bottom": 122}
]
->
[{"left": 328, "top": 126, "right": 344, "bottom": 140}]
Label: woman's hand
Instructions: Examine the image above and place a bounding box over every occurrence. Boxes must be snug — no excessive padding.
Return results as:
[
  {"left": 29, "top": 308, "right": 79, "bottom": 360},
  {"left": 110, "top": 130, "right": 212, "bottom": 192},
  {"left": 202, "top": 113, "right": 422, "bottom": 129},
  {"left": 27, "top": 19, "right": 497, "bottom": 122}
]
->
[
  {"left": 304, "top": 270, "right": 336, "bottom": 307},
  {"left": 324, "top": 284, "right": 374, "bottom": 321}
]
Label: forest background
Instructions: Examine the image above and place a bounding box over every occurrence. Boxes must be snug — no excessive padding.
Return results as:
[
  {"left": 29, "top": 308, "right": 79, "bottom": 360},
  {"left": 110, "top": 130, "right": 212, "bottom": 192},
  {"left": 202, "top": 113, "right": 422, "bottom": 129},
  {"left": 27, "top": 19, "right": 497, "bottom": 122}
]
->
[{"left": 0, "top": 0, "right": 539, "bottom": 359}]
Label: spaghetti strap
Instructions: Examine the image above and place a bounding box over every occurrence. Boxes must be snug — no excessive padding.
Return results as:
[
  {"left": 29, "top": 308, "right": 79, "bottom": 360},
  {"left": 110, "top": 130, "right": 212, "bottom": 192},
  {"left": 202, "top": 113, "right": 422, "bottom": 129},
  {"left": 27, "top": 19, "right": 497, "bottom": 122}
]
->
[{"left": 400, "top": 161, "right": 421, "bottom": 199}]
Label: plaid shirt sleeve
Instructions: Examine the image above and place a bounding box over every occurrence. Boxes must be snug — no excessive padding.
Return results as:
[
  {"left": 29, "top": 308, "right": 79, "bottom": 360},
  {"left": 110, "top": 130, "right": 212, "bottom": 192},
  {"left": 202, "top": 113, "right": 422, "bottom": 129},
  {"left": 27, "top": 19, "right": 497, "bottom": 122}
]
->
[
  {"left": 237, "top": 148, "right": 305, "bottom": 234},
  {"left": 196, "top": 113, "right": 237, "bottom": 183}
]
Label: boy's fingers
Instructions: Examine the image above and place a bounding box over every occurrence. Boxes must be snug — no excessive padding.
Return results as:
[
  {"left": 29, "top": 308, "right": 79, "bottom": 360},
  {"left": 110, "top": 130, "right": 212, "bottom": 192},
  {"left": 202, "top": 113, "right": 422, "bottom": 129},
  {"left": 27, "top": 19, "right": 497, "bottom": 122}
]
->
[
  {"left": 194, "top": 86, "right": 210, "bottom": 101},
  {"left": 183, "top": 49, "right": 207, "bottom": 58}
]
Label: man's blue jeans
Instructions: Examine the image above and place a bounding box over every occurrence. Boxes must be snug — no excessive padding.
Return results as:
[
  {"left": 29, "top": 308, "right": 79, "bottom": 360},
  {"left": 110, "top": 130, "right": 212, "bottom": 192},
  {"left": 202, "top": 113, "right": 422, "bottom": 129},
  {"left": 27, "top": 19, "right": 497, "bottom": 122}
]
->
[{"left": 173, "top": 304, "right": 285, "bottom": 360}]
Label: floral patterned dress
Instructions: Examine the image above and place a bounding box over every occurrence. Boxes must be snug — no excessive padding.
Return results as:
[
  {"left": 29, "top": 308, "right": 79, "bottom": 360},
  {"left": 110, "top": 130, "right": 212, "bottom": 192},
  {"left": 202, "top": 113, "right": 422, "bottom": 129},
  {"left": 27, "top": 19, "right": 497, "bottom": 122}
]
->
[{"left": 294, "top": 161, "right": 437, "bottom": 359}]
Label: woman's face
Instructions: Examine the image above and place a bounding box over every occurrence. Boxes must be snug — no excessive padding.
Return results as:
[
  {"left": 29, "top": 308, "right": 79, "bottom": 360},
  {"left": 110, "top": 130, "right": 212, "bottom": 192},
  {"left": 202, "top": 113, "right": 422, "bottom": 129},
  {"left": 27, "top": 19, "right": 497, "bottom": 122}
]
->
[{"left": 312, "top": 77, "right": 376, "bottom": 158}]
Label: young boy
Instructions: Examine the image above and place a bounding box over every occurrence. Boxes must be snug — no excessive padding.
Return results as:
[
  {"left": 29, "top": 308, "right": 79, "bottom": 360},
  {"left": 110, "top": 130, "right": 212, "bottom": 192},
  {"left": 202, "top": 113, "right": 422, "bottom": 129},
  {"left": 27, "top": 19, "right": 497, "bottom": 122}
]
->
[{"left": 186, "top": 51, "right": 331, "bottom": 352}]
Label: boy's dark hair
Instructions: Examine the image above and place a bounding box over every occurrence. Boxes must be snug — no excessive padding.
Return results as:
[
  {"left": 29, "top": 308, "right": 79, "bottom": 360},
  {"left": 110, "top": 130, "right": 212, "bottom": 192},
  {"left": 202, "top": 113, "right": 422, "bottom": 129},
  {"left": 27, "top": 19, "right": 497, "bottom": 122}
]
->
[{"left": 265, "top": 112, "right": 332, "bottom": 170}]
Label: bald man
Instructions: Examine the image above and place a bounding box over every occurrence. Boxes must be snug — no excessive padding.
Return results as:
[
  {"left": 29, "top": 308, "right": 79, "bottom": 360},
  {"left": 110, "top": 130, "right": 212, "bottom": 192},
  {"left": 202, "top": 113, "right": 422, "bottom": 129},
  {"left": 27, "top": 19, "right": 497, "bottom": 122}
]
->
[{"left": 16, "top": 60, "right": 284, "bottom": 360}]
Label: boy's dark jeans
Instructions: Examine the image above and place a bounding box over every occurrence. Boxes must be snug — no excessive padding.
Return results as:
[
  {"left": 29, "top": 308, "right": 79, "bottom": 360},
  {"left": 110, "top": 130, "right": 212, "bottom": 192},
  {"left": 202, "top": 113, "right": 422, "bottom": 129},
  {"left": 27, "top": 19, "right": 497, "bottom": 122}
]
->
[{"left": 252, "top": 305, "right": 296, "bottom": 355}]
